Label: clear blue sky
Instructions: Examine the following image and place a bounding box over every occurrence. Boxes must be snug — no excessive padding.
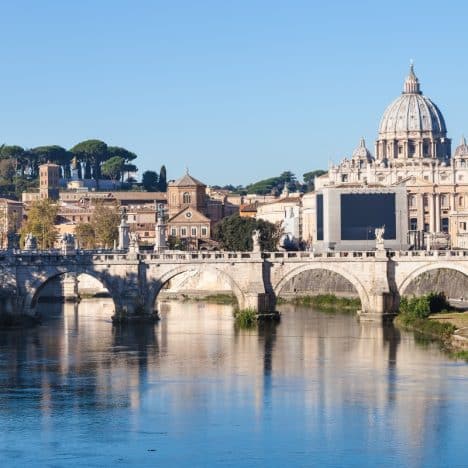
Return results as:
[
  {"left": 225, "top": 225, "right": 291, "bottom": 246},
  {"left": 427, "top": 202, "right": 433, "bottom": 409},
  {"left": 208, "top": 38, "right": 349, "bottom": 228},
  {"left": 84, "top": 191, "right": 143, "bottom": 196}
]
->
[{"left": 0, "top": 0, "right": 467, "bottom": 186}]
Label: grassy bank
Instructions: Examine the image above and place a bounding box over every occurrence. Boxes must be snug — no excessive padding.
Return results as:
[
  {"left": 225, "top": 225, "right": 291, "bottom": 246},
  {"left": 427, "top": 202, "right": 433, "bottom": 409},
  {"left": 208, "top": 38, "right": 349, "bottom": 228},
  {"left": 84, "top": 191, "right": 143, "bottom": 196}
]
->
[
  {"left": 168, "top": 293, "right": 237, "bottom": 305},
  {"left": 278, "top": 294, "right": 361, "bottom": 311},
  {"left": 395, "top": 293, "right": 468, "bottom": 360}
]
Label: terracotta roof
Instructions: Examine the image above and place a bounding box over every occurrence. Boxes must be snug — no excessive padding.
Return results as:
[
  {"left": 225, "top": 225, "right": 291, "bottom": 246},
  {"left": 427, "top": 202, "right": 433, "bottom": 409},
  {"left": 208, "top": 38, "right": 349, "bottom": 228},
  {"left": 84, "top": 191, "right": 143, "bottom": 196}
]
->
[
  {"left": 110, "top": 192, "right": 167, "bottom": 201},
  {"left": 240, "top": 204, "right": 257, "bottom": 212},
  {"left": 169, "top": 172, "right": 206, "bottom": 187},
  {"left": 260, "top": 196, "right": 302, "bottom": 206}
]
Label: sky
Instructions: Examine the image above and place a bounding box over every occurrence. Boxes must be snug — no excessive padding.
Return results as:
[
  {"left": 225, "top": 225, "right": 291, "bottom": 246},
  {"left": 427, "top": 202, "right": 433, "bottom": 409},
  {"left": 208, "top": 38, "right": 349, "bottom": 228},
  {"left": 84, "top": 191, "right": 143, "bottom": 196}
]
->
[{"left": 0, "top": 0, "right": 467, "bottom": 186}]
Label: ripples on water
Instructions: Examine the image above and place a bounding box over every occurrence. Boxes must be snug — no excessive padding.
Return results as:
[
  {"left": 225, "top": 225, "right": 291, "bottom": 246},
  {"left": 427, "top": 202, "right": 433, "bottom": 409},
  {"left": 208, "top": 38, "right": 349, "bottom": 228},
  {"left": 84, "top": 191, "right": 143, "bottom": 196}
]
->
[{"left": 0, "top": 299, "right": 467, "bottom": 467}]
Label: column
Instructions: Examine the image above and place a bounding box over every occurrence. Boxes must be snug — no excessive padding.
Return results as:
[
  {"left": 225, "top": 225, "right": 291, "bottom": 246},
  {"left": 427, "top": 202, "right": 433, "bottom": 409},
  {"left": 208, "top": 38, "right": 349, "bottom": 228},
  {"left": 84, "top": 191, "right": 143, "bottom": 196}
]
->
[
  {"left": 429, "top": 194, "right": 435, "bottom": 233},
  {"left": 435, "top": 194, "right": 441, "bottom": 232},
  {"left": 417, "top": 194, "right": 424, "bottom": 231}
]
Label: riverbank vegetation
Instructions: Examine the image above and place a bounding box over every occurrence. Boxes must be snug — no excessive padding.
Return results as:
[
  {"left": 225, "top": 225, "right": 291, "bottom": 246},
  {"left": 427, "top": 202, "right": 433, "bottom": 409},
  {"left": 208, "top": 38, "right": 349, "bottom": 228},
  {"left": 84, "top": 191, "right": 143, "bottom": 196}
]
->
[
  {"left": 233, "top": 308, "right": 257, "bottom": 328},
  {"left": 185, "top": 293, "right": 237, "bottom": 305},
  {"left": 278, "top": 294, "right": 361, "bottom": 311},
  {"left": 395, "top": 292, "right": 468, "bottom": 360}
]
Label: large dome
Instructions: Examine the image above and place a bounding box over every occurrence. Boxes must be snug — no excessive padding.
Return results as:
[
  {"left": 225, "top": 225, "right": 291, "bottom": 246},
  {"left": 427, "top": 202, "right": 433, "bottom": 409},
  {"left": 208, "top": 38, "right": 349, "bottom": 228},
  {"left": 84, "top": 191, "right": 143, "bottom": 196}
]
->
[{"left": 378, "top": 65, "right": 447, "bottom": 138}]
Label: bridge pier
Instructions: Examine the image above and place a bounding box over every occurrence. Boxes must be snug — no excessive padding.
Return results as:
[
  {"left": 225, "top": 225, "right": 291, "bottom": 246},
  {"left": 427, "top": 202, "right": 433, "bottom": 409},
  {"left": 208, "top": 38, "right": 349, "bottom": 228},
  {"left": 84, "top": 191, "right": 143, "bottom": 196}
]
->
[
  {"left": 62, "top": 273, "right": 79, "bottom": 302},
  {"left": 358, "top": 291, "right": 396, "bottom": 323},
  {"left": 242, "top": 292, "right": 279, "bottom": 320}
]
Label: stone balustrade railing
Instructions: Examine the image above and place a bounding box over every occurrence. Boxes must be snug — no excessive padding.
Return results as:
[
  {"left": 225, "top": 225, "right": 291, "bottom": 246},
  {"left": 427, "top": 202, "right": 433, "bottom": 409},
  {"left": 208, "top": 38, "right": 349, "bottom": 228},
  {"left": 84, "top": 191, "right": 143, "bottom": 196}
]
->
[{"left": 0, "top": 248, "right": 468, "bottom": 265}]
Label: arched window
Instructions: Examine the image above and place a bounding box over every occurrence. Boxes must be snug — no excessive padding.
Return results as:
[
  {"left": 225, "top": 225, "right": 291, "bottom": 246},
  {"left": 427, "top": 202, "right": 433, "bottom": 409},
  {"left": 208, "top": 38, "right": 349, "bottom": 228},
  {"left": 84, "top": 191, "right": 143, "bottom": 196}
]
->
[{"left": 183, "top": 192, "right": 191, "bottom": 204}]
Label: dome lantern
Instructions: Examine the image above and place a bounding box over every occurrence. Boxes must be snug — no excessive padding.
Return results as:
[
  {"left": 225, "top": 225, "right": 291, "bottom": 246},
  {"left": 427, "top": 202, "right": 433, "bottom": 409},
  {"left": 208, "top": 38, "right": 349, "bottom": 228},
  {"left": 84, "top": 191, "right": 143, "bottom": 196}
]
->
[{"left": 403, "top": 63, "right": 421, "bottom": 94}]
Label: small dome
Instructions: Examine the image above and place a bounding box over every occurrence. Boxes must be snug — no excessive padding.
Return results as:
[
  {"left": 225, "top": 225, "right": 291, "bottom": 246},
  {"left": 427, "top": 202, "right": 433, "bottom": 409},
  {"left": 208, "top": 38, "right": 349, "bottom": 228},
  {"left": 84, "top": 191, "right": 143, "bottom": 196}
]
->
[
  {"left": 378, "top": 65, "right": 447, "bottom": 138},
  {"left": 455, "top": 135, "right": 468, "bottom": 158},
  {"left": 352, "top": 137, "right": 374, "bottom": 162}
]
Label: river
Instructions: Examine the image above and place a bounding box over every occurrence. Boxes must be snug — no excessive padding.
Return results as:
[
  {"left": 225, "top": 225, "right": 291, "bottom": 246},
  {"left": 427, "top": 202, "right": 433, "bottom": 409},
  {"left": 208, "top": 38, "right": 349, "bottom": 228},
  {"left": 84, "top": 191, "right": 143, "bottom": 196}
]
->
[{"left": 0, "top": 299, "right": 467, "bottom": 467}]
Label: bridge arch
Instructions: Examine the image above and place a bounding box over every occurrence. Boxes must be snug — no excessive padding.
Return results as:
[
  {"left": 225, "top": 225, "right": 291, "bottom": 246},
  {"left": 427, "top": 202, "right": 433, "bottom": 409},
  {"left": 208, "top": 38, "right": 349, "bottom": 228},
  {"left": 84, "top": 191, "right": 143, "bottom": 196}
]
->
[
  {"left": 398, "top": 262, "right": 468, "bottom": 298},
  {"left": 273, "top": 264, "right": 369, "bottom": 311},
  {"left": 24, "top": 267, "right": 118, "bottom": 317},
  {"left": 148, "top": 265, "right": 246, "bottom": 310}
]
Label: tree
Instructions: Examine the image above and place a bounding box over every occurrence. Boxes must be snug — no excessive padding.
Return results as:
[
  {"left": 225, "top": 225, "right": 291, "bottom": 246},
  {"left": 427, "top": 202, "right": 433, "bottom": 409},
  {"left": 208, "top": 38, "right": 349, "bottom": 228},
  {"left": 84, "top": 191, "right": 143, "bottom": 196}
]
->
[
  {"left": 107, "top": 146, "right": 138, "bottom": 181},
  {"left": 71, "top": 140, "right": 108, "bottom": 182},
  {"left": 20, "top": 198, "right": 58, "bottom": 249},
  {"left": 0, "top": 159, "right": 16, "bottom": 183},
  {"left": 101, "top": 156, "right": 125, "bottom": 186},
  {"left": 90, "top": 202, "right": 120, "bottom": 248},
  {"left": 142, "top": 170, "right": 158, "bottom": 191},
  {"left": 75, "top": 223, "right": 96, "bottom": 249},
  {"left": 303, "top": 169, "right": 327, "bottom": 192},
  {"left": 158, "top": 165, "right": 167, "bottom": 191},
  {"left": 213, "top": 214, "right": 281, "bottom": 251},
  {"left": 30, "top": 145, "right": 71, "bottom": 178}
]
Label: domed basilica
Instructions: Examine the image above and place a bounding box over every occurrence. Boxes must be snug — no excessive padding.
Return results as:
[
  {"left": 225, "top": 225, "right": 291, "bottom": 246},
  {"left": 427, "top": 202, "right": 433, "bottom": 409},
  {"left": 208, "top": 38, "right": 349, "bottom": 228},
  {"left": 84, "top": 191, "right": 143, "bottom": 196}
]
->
[{"left": 317, "top": 65, "right": 468, "bottom": 248}]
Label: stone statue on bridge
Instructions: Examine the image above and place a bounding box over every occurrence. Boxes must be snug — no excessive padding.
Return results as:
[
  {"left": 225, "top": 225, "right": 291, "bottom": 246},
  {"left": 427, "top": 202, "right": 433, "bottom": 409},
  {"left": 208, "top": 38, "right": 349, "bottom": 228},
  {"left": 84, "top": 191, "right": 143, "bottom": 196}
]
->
[
  {"left": 252, "top": 229, "right": 261, "bottom": 253},
  {"left": 375, "top": 226, "right": 385, "bottom": 251},
  {"left": 129, "top": 231, "right": 140, "bottom": 254},
  {"left": 60, "top": 233, "right": 76, "bottom": 255},
  {"left": 24, "top": 233, "right": 37, "bottom": 251}
]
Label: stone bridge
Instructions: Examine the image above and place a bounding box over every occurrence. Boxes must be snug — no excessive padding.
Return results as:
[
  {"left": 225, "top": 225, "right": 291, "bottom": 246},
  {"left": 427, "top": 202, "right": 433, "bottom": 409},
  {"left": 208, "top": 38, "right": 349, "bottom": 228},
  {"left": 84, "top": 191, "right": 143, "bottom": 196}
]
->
[{"left": 0, "top": 248, "right": 468, "bottom": 323}]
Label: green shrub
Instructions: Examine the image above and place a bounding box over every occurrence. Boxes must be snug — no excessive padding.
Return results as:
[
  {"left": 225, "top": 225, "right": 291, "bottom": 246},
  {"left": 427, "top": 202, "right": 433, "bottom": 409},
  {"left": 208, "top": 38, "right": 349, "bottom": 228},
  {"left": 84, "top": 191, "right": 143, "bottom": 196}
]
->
[
  {"left": 399, "top": 292, "right": 451, "bottom": 320},
  {"left": 399, "top": 296, "right": 431, "bottom": 319},
  {"left": 427, "top": 292, "right": 450, "bottom": 314},
  {"left": 233, "top": 308, "right": 257, "bottom": 328}
]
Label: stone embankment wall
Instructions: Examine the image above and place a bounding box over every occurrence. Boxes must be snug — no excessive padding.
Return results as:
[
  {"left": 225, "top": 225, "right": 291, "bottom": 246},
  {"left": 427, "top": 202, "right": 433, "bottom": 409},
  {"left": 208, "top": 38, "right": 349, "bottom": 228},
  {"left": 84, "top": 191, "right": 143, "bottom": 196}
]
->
[
  {"left": 159, "top": 270, "right": 233, "bottom": 300},
  {"left": 404, "top": 268, "right": 468, "bottom": 300},
  {"left": 278, "top": 270, "right": 359, "bottom": 298},
  {"left": 39, "top": 274, "right": 109, "bottom": 299}
]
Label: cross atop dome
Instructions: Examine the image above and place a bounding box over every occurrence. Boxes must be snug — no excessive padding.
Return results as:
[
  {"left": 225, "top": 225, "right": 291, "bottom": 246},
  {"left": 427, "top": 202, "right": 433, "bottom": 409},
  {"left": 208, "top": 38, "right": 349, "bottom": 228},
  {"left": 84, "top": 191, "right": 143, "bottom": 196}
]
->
[{"left": 403, "top": 62, "right": 421, "bottom": 94}]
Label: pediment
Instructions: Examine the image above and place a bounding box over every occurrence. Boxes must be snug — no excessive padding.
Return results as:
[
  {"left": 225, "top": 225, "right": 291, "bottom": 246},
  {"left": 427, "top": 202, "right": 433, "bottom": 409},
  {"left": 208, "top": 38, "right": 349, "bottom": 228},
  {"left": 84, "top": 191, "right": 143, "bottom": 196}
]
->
[{"left": 168, "top": 206, "right": 210, "bottom": 224}]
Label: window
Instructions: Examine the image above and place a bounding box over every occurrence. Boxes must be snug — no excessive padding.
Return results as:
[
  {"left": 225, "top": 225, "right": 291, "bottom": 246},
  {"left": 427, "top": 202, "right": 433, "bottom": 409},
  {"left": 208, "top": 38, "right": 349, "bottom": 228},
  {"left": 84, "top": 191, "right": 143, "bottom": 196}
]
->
[
  {"left": 191, "top": 227, "right": 197, "bottom": 236},
  {"left": 409, "top": 218, "right": 418, "bottom": 230},
  {"left": 171, "top": 228, "right": 177, "bottom": 236},
  {"left": 144, "top": 232, "right": 149, "bottom": 237},
  {"left": 423, "top": 142, "right": 430, "bottom": 157},
  {"left": 460, "top": 222, "right": 466, "bottom": 231},
  {"left": 424, "top": 223, "right": 430, "bottom": 233},
  {"left": 181, "top": 227, "right": 187, "bottom": 236},
  {"left": 440, "top": 194, "right": 448, "bottom": 208},
  {"left": 408, "top": 195, "right": 416, "bottom": 208},
  {"left": 459, "top": 196, "right": 464, "bottom": 208},
  {"left": 408, "top": 141, "right": 416, "bottom": 157},
  {"left": 341, "top": 174, "right": 348, "bottom": 183},
  {"left": 441, "top": 217, "right": 449, "bottom": 233},
  {"left": 183, "top": 192, "right": 191, "bottom": 204},
  {"left": 201, "top": 227, "right": 208, "bottom": 237},
  {"left": 423, "top": 196, "right": 429, "bottom": 208}
]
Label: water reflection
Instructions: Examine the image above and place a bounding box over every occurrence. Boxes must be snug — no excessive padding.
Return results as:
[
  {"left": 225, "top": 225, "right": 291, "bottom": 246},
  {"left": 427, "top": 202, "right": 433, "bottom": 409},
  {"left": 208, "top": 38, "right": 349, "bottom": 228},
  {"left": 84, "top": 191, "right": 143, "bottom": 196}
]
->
[{"left": 0, "top": 299, "right": 467, "bottom": 466}]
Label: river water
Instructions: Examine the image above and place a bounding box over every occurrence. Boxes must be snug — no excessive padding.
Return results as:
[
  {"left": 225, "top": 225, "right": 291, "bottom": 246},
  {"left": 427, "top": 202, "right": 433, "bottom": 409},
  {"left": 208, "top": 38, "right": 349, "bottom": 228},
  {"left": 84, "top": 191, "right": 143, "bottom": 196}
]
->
[{"left": 0, "top": 299, "right": 467, "bottom": 467}]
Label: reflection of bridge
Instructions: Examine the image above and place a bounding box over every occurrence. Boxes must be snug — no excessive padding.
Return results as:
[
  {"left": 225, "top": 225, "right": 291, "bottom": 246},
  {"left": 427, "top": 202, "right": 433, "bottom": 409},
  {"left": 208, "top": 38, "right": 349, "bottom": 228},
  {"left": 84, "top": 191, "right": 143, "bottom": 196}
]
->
[{"left": 1, "top": 249, "right": 468, "bottom": 322}]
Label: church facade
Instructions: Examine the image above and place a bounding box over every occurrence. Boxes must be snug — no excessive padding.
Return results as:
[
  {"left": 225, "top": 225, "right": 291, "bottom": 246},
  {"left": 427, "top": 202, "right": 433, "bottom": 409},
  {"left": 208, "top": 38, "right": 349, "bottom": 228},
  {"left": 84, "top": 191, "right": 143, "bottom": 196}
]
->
[{"left": 316, "top": 65, "right": 468, "bottom": 249}]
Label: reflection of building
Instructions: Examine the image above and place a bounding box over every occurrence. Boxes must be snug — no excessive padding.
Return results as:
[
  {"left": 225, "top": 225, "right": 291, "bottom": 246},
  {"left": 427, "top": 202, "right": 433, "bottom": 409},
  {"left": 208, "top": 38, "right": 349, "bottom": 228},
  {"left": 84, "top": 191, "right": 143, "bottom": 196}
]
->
[
  {"left": 316, "top": 65, "right": 468, "bottom": 249},
  {"left": 0, "top": 198, "right": 23, "bottom": 248}
]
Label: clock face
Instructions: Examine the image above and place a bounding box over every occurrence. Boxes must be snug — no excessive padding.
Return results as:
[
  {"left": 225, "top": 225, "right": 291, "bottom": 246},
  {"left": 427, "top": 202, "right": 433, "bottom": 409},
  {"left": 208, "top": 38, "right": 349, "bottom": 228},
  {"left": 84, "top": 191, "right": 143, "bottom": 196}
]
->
[{"left": 186, "top": 211, "right": 192, "bottom": 218}]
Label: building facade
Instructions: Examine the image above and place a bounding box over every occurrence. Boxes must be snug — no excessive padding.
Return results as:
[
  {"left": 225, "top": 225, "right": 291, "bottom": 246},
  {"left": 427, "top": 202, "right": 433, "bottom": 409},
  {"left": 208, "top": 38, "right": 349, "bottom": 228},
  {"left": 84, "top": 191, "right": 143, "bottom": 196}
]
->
[{"left": 317, "top": 65, "right": 468, "bottom": 249}]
